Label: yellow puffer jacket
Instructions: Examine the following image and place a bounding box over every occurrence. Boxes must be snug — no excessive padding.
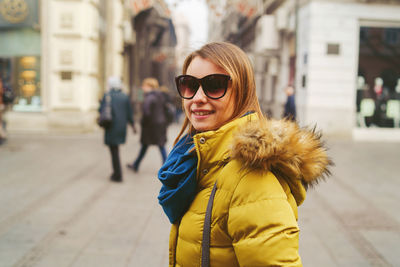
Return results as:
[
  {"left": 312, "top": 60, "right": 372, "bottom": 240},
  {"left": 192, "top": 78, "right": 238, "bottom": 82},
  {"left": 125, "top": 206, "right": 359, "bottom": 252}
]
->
[{"left": 169, "top": 113, "right": 332, "bottom": 267}]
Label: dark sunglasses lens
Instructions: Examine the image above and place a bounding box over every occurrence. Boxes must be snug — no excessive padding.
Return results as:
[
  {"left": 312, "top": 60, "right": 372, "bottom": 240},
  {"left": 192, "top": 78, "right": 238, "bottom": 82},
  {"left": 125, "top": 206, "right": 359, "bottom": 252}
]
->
[
  {"left": 177, "top": 76, "right": 199, "bottom": 98},
  {"left": 202, "top": 75, "right": 229, "bottom": 99}
]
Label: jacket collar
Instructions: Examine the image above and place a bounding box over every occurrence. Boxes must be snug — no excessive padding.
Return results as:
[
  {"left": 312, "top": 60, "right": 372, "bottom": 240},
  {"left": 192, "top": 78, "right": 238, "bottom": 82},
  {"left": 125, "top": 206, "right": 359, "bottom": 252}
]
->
[
  {"left": 192, "top": 112, "right": 332, "bottom": 206},
  {"left": 192, "top": 113, "right": 259, "bottom": 179},
  {"left": 230, "top": 117, "right": 333, "bottom": 205}
]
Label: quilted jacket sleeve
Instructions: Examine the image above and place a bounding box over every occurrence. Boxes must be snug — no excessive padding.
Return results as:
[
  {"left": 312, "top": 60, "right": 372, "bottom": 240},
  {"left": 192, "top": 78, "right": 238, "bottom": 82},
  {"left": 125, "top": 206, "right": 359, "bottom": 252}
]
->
[{"left": 227, "top": 171, "right": 302, "bottom": 267}]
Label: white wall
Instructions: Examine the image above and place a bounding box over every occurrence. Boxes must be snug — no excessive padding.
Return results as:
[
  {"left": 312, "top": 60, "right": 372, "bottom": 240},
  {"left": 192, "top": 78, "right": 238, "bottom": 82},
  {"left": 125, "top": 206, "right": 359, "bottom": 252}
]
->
[
  {"left": 106, "top": 0, "right": 124, "bottom": 78},
  {"left": 295, "top": 3, "right": 311, "bottom": 128},
  {"left": 171, "top": 11, "right": 191, "bottom": 73}
]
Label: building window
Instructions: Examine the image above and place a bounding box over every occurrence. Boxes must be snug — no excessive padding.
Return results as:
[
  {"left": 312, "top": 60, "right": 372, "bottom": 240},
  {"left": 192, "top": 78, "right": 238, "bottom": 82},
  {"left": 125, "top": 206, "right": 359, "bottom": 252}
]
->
[
  {"left": 327, "top": 43, "right": 340, "bottom": 55},
  {"left": 60, "top": 71, "right": 72, "bottom": 80}
]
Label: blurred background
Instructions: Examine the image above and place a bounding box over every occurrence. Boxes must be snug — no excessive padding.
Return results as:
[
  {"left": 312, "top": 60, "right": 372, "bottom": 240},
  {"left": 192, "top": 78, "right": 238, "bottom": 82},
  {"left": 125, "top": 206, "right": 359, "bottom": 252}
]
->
[
  {"left": 0, "top": 0, "right": 399, "bottom": 137},
  {"left": 1, "top": 0, "right": 400, "bottom": 266}
]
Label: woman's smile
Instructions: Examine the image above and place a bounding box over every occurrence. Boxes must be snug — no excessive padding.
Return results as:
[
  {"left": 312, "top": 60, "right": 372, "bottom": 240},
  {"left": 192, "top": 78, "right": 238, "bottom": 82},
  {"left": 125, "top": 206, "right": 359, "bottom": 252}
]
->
[{"left": 191, "top": 109, "right": 215, "bottom": 117}]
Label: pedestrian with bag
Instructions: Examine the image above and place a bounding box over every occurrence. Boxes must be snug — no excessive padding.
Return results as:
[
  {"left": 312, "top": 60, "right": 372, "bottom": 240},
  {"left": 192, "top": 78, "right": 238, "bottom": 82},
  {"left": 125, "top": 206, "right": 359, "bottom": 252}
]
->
[
  {"left": 127, "top": 77, "right": 168, "bottom": 172},
  {"left": 158, "top": 42, "right": 333, "bottom": 266},
  {"left": 99, "top": 76, "right": 136, "bottom": 182}
]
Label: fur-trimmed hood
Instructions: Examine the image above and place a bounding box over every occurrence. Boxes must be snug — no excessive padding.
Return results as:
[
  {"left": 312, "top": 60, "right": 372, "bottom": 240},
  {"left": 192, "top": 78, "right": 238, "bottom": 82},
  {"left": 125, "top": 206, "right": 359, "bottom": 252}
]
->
[{"left": 230, "top": 118, "right": 333, "bottom": 205}]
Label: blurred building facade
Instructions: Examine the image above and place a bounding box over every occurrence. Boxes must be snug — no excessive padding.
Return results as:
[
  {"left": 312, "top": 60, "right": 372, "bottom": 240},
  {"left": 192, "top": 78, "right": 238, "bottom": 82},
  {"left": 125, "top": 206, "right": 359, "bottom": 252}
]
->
[
  {"left": 0, "top": 0, "right": 128, "bottom": 132},
  {"left": 127, "top": 0, "right": 177, "bottom": 111},
  {"left": 207, "top": 0, "right": 400, "bottom": 138},
  {"left": 171, "top": 10, "right": 191, "bottom": 75},
  {"left": 0, "top": 0, "right": 177, "bottom": 132}
]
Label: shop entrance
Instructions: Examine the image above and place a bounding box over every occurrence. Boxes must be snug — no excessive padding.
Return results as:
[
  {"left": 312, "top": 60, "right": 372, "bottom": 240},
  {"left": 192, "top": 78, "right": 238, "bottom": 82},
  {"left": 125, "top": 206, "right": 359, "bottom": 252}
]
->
[{"left": 356, "top": 26, "right": 400, "bottom": 128}]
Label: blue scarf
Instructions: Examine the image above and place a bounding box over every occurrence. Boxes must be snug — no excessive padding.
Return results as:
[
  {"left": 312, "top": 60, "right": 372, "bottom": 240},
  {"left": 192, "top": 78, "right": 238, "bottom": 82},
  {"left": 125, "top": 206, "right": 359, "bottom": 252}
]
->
[{"left": 158, "top": 135, "right": 197, "bottom": 224}]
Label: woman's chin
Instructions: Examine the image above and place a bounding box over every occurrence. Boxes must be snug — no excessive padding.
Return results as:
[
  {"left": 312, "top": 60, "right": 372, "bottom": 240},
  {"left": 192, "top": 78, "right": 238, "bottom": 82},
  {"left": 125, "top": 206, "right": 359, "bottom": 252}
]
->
[{"left": 192, "top": 121, "right": 215, "bottom": 132}]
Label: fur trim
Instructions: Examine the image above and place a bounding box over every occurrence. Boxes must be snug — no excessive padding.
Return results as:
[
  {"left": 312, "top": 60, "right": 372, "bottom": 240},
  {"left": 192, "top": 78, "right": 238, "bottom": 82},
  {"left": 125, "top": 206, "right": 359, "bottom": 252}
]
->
[{"left": 231, "top": 118, "right": 333, "bottom": 188}]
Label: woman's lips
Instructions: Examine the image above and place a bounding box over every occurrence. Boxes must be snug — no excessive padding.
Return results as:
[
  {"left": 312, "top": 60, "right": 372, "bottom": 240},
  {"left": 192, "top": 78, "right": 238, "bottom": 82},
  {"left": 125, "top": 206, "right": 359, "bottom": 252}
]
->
[
  {"left": 191, "top": 110, "right": 214, "bottom": 118},
  {"left": 193, "top": 111, "right": 213, "bottom": 115}
]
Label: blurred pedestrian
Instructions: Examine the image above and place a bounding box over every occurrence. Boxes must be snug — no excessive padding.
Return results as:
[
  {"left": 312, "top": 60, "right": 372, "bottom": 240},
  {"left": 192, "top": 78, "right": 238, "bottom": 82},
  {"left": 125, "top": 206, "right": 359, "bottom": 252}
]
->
[
  {"left": 0, "top": 77, "right": 12, "bottom": 145},
  {"left": 158, "top": 42, "right": 332, "bottom": 266},
  {"left": 99, "top": 76, "right": 136, "bottom": 182},
  {"left": 127, "top": 78, "right": 168, "bottom": 172},
  {"left": 395, "top": 78, "right": 400, "bottom": 99},
  {"left": 0, "top": 79, "right": 5, "bottom": 145},
  {"left": 283, "top": 84, "right": 296, "bottom": 121}
]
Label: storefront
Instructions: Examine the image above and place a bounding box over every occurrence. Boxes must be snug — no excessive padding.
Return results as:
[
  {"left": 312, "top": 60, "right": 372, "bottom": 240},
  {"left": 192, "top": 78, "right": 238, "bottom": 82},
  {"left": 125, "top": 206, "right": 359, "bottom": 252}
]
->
[
  {"left": 357, "top": 26, "right": 400, "bottom": 129},
  {"left": 1, "top": 0, "right": 131, "bottom": 132},
  {"left": 0, "top": 0, "right": 41, "bottom": 112},
  {"left": 285, "top": 1, "right": 400, "bottom": 140}
]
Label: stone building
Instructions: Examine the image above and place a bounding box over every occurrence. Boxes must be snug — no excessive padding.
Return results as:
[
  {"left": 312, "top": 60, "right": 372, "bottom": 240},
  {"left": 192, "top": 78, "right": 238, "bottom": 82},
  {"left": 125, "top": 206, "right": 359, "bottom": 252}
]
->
[
  {"left": 207, "top": 0, "right": 400, "bottom": 139},
  {"left": 0, "top": 0, "right": 130, "bottom": 132}
]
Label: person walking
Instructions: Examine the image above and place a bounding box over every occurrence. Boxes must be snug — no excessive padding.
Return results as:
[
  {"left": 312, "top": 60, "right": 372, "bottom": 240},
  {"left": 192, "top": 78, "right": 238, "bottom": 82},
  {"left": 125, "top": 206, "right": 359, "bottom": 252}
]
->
[
  {"left": 0, "top": 77, "right": 12, "bottom": 145},
  {"left": 0, "top": 78, "right": 5, "bottom": 145},
  {"left": 283, "top": 84, "right": 296, "bottom": 121},
  {"left": 99, "top": 76, "right": 136, "bottom": 182},
  {"left": 158, "top": 42, "right": 332, "bottom": 266},
  {"left": 127, "top": 78, "right": 168, "bottom": 172}
]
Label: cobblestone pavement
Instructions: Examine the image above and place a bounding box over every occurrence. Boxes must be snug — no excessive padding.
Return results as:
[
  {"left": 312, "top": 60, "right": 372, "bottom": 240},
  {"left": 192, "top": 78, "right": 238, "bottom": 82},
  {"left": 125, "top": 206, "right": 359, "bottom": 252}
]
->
[{"left": 0, "top": 125, "right": 399, "bottom": 267}]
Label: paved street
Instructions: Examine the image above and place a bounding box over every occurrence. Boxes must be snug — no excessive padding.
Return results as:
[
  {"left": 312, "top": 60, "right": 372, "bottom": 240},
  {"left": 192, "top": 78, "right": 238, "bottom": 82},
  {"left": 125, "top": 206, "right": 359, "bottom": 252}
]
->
[{"left": 0, "top": 124, "right": 399, "bottom": 267}]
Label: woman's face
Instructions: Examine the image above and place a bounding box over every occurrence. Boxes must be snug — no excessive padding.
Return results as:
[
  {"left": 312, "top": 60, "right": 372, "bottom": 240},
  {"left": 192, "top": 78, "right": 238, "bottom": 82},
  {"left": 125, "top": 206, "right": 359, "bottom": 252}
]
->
[{"left": 184, "top": 56, "right": 235, "bottom": 132}]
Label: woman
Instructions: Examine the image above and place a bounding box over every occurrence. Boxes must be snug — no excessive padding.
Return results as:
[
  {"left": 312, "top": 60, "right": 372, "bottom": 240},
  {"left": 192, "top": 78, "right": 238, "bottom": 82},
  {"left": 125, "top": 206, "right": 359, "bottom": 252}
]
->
[
  {"left": 158, "top": 42, "right": 332, "bottom": 266},
  {"left": 127, "top": 78, "right": 168, "bottom": 172}
]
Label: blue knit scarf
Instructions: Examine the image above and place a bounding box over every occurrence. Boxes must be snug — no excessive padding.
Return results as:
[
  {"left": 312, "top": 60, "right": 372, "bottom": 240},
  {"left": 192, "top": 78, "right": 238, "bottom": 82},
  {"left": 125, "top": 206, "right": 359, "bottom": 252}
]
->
[{"left": 158, "top": 135, "right": 197, "bottom": 224}]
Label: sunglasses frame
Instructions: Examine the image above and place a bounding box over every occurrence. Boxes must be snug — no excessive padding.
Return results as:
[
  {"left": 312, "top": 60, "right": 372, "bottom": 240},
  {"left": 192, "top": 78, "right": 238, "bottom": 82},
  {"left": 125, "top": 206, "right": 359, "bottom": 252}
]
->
[{"left": 175, "top": 74, "right": 231, "bottom": 100}]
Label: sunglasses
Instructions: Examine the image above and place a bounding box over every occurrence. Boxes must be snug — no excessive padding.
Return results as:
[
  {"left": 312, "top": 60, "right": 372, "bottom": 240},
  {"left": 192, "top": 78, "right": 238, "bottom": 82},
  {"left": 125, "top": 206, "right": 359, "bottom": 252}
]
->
[{"left": 175, "top": 74, "right": 231, "bottom": 99}]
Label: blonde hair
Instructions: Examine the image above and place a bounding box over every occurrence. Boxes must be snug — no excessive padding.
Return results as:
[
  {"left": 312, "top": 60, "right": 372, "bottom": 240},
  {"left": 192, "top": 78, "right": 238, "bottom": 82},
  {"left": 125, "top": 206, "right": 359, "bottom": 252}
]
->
[
  {"left": 142, "top": 77, "right": 159, "bottom": 89},
  {"left": 160, "top": 85, "right": 169, "bottom": 93},
  {"left": 175, "top": 42, "right": 263, "bottom": 144}
]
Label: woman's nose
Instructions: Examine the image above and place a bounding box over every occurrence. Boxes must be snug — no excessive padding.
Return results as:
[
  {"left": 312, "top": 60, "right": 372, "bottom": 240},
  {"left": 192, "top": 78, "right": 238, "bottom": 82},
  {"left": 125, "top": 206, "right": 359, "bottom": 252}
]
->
[{"left": 192, "top": 86, "right": 208, "bottom": 102}]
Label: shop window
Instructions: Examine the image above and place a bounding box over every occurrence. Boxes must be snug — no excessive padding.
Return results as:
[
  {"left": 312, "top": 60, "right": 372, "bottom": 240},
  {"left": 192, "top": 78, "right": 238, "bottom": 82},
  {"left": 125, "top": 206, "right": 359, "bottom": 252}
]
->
[
  {"left": 11, "top": 56, "right": 41, "bottom": 112},
  {"left": 357, "top": 26, "right": 400, "bottom": 128}
]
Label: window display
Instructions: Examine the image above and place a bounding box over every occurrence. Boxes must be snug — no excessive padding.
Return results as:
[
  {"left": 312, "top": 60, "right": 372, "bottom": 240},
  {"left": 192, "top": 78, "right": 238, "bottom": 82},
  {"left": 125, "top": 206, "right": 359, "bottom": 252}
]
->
[
  {"left": 357, "top": 27, "right": 400, "bottom": 128},
  {"left": 0, "top": 56, "right": 41, "bottom": 112}
]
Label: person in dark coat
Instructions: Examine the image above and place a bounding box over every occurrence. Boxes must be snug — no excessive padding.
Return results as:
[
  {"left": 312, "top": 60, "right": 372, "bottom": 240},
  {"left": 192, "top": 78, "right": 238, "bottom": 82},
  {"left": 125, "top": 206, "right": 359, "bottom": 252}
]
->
[
  {"left": 100, "top": 76, "right": 136, "bottom": 182},
  {"left": 283, "top": 85, "right": 296, "bottom": 121},
  {"left": 0, "top": 77, "right": 6, "bottom": 144},
  {"left": 127, "top": 77, "right": 168, "bottom": 172}
]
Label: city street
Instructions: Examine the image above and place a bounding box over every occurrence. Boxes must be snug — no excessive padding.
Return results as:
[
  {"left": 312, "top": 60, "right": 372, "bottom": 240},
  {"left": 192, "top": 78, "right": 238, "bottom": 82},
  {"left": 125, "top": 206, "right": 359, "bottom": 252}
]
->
[{"left": 0, "top": 124, "right": 399, "bottom": 267}]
